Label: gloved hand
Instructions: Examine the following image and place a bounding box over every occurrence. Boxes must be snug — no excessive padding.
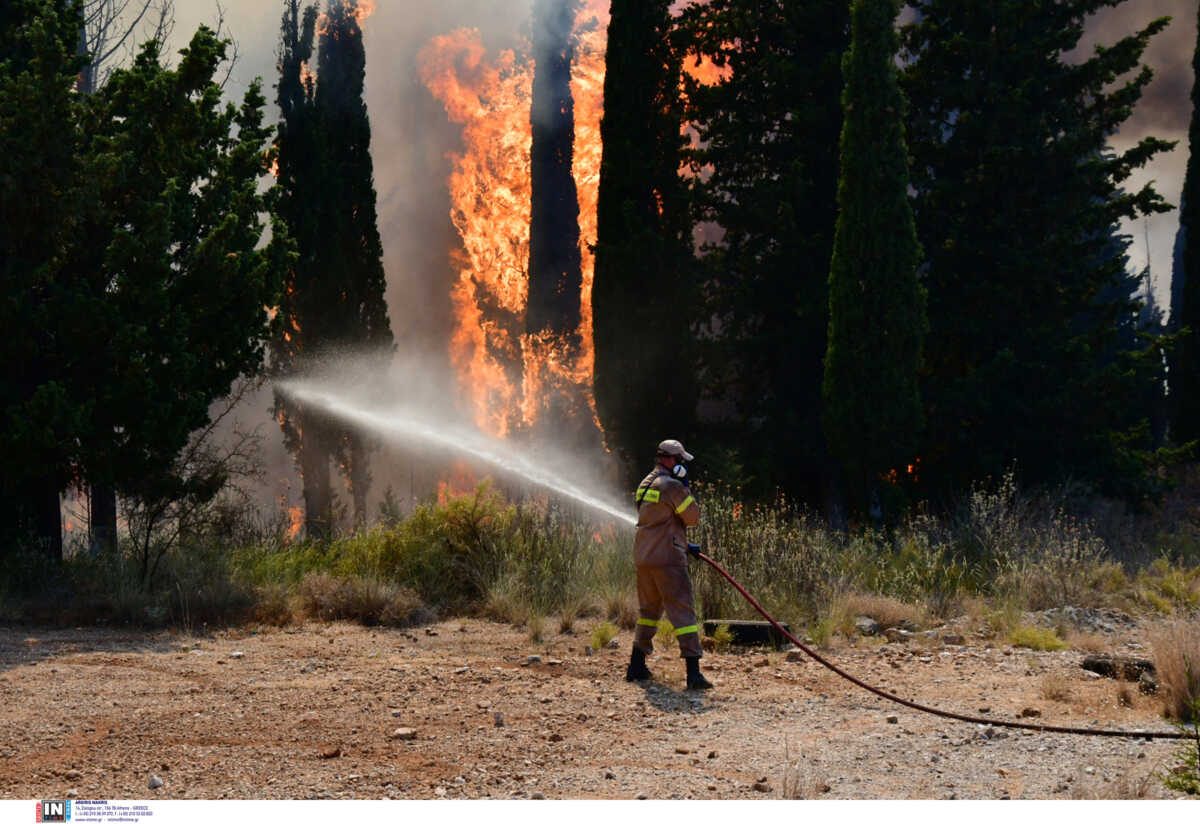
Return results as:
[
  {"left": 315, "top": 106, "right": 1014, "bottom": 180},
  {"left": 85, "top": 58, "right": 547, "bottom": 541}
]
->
[{"left": 687, "top": 542, "right": 702, "bottom": 559}]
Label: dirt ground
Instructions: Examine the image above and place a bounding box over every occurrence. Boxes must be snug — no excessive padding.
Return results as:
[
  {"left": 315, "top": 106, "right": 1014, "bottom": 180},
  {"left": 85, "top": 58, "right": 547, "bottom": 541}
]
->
[{"left": 0, "top": 616, "right": 1193, "bottom": 800}]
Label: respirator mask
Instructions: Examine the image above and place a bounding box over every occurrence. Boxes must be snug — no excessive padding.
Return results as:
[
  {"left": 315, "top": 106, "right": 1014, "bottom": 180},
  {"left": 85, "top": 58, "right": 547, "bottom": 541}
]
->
[{"left": 671, "top": 463, "right": 688, "bottom": 481}]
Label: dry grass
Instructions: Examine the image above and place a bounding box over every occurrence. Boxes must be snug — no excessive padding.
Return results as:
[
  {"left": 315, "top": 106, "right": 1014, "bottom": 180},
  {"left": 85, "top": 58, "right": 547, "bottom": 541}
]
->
[
  {"left": 606, "top": 592, "right": 638, "bottom": 630},
  {"left": 1068, "top": 767, "right": 1163, "bottom": 799},
  {"left": 837, "top": 592, "right": 926, "bottom": 629},
  {"left": 1150, "top": 619, "right": 1200, "bottom": 721},
  {"left": 527, "top": 614, "right": 545, "bottom": 643},
  {"left": 1009, "top": 624, "right": 1069, "bottom": 651},
  {"left": 1066, "top": 631, "right": 1110, "bottom": 654},
  {"left": 781, "top": 743, "right": 830, "bottom": 799},
  {"left": 1039, "top": 671, "right": 1073, "bottom": 701}
]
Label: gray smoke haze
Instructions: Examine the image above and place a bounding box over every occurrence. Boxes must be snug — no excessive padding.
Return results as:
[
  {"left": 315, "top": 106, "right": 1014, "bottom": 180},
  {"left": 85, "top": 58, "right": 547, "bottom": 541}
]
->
[{"left": 149, "top": 0, "right": 1194, "bottom": 524}]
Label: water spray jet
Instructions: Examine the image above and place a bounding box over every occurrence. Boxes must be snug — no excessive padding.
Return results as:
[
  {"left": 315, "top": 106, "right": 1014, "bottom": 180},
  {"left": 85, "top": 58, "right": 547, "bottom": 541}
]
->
[{"left": 276, "top": 381, "right": 637, "bottom": 526}]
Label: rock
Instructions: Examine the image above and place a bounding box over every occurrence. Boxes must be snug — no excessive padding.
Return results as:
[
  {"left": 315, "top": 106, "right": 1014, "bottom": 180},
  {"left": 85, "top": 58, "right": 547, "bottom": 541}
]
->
[
  {"left": 319, "top": 746, "right": 341, "bottom": 759},
  {"left": 547, "top": 733, "right": 564, "bottom": 742},
  {"left": 390, "top": 728, "right": 417, "bottom": 741},
  {"left": 1138, "top": 670, "right": 1158, "bottom": 695},
  {"left": 391, "top": 709, "right": 404, "bottom": 717},
  {"left": 604, "top": 771, "right": 615, "bottom": 780},
  {"left": 434, "top": 787, "right": 447, "bottom": 797},
  {"left": 454, "top": 666, "right": 469, "bottom": 674},
  {"left": 978, "top": 707, "right": 991, "bottom": 714},
  {"left": 636, "top": 793, "right": 648, "bottom": 800},
  {"left": 1081, "top": 654, "right": 1154, "bottom": 682},
  {"left": 606, "top": 639, "right": 620, "bottom": 649},
  {"left": 524, "top": 655, "right": 542, "bottom": 665},
  {"left": 855, "top": 616, "right": 880, "bottom": 636},
  {"left": 547, "top": 659, "right": 563, "bottom": 666},
  {"left": 675, "top": 746, "right": 690, "bottom": 754},
  {"left": 753, "top": 782, "right": 772, "bottom": 793},
  {"left": 584, "top": 646, "right": 594, "bottom": 656},
  {"left": 941, "top": 633, "right": 965, "bottom": 646},
  {"left": 493, "top": 713, "right": 504, "bottom": 727},
  {"left": 148, "top": 775, "right": 164, "bottom": 790},
  {"left": 229, "top": 651, "right": 244, "bottom": 659},
  {"left": 530, "top": 792, "right": 545, "bottom": 800},
  {"left": 785, "top": 647, "right": 806, "bottom": 662},
  {"left": 884, "top": 628, "right": 913, "bottom": 643},
  {"left": 886, "top": 715, "right": 899, "bottom": 724},
  {"left": 1019, "top": 707, "right": 1041, "bottom": 718}
]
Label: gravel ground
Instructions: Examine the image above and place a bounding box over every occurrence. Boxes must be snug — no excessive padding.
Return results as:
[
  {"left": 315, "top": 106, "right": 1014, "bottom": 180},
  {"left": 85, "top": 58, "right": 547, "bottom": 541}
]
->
[{"left": 0, "top": 618, "right": 1191, "bottom": 800}]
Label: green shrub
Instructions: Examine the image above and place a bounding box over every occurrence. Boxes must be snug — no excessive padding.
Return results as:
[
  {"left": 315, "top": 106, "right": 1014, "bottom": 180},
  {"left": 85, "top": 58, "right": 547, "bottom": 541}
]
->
[
  {"left": 1008, "top": 624, "right": 1068, "bottom": 651},
  {"left": 590, "top": 621, "right": 618, "bottom": 650},
  {"left": 708, "top": 623, "right": 734, "bottom": 653}
]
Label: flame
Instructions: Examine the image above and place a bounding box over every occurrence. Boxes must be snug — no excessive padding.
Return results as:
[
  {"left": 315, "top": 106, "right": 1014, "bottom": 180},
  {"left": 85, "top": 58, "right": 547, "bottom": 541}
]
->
[
  {"left": 436, "top": 461, "right": 477, "bottom": 506},
  {"left": 683, "top": 51, "right": 732, "bottom": 87},
  {"left": 286, "top": 506, "right": 303, "bottom": 540},
  {"left": 420, "top": 1, "right": 609, "bottom": 438}
]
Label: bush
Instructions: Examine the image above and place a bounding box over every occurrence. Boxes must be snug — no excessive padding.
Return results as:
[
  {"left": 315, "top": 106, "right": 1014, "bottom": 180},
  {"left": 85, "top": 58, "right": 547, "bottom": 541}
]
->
[
  {"left": 297, "top": 572, "right": 430, "bottom": 627},
  {"left": 1008, "top": 624, "right": 1068, "bottom": 651}
]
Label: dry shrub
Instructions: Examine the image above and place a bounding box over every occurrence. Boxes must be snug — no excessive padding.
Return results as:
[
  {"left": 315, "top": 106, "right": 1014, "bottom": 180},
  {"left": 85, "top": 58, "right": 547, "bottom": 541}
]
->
[
  {"left": 1150, "top": 619, "right": 1200, "bottom": 721},
  {"left": 253, "top": 584, "right": 295, "bottom": 626},
  {"left": 527, "top": 614, "right": 545, "bottom": 643},
  {"left": 298, "top": 572, "right": 430, "bottom": 628},
  {"left": 483, "top": 577, "right": 530, "bottom": 625},
  {"left": 1039, "top": 671, "right": 1073, "bottom": 701},
  {"left": 837, "top": 592, "right": 926, "bottom": 629},
  {"left": 1068, "top": 769, "right": 1162, "bottom": 799}
]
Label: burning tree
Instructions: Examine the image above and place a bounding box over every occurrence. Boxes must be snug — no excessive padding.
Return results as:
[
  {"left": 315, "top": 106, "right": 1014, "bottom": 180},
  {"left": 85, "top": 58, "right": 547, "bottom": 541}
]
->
[
  {"left": 270, "top": 0, "right": 394, "bottom": 539},
  {"left": 419, "top": 2, "right": 607, "bottom": 450}
]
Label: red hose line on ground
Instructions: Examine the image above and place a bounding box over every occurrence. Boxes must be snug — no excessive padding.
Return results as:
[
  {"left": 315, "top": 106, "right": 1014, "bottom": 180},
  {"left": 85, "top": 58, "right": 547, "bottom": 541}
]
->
[{"left": 698, "top": 552, "right": 1190, "bottom": 741}]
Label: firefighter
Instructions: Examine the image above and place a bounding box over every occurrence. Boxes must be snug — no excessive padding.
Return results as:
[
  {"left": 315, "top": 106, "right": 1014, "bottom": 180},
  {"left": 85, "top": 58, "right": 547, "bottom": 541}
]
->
[{"left": 626, "top": 439, "right": 712, "bottom": 690}]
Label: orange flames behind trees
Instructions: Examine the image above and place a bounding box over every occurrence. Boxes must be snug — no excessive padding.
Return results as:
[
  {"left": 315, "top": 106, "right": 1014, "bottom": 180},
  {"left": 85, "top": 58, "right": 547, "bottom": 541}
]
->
[{"left": 419, "top": 1, "right": 609, "bottom": 439}]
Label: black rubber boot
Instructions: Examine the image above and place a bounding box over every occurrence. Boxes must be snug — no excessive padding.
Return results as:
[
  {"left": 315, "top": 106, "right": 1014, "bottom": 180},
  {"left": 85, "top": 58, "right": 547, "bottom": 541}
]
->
[
  {"left": 685, "top": 656, "right": 713, "bottom": 690},
  {"left": 625, "top": 648, "right": 652, "bottom": 682}
]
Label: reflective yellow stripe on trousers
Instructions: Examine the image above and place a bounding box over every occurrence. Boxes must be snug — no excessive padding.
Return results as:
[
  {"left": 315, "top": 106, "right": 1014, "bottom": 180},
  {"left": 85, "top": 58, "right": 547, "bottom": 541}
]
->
[
  {"left": 637, "top": 618, "right": 659, "bottom": 628},
  {"left": 674, "top": 624, "right": 698, "bottom": 636}
]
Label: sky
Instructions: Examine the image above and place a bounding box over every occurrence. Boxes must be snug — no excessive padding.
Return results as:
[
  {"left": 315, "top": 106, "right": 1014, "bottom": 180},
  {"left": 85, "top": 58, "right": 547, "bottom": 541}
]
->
[{"left": 163, "top": 0, "right": 1197, "bottom": 328}]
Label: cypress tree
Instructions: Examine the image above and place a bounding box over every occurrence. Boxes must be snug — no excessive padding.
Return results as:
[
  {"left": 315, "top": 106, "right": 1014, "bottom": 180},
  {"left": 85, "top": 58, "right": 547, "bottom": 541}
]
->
[
  {"left": 314, "top": 0, "right": 394, "bottom": 527},
  {"left": 677, "top": 0, "right": 850, "bottom": 502},
  {"left": 271, "top": 0, "right": 393, "bottom": 536},
  {"left": 592, "top": 0, "right": 694, "bottom": 483},
  {"left": 822, "top": 0, "right": 925, "bottom": 511},
  {"left": 1170, "top": 3, "right": 1200, "bottom": 447},
  {"left": 902, "top": 0, "right": 1175, "bottom": 498}
]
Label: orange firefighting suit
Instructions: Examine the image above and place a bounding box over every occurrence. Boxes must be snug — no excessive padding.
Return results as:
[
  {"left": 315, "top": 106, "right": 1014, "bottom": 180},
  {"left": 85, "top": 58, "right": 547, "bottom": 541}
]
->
[{"left": 632, "top": 468, "right": 702, "bottom": 658}]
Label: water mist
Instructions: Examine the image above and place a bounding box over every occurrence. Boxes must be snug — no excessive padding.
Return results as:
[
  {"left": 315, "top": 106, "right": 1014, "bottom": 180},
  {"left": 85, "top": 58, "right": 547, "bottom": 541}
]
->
[{"left": 277, "top": 380, "right": 637, "bottom": 527}]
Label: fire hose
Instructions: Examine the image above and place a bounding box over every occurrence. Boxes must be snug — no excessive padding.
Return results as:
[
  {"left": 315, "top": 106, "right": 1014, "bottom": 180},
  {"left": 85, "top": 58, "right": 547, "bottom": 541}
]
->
[{"left": 697, "top": 551, "right": 1192, "bottom": 741}]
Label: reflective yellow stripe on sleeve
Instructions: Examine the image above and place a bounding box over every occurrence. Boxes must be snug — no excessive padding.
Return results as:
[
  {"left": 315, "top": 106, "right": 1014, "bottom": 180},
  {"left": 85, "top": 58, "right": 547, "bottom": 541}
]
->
[
  {"left": 674, "top": 495, "right": 695, "bottom": 515},
  {"left": 674, "top": 624, "right": 699, "bottom": 636},
  {"left": 635, "top": 488, "right": 661, "bottom": 504},
  {"left": 637, "top": 618, "right": 660, "bottom": 628}
]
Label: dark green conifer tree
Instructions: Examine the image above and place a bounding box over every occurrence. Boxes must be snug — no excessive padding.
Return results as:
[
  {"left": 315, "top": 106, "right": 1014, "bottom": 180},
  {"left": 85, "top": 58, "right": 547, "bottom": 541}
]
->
[
  {"left": 677, "top": 0, "right": 850, "bottom": 502},
  {"left": 0, "top": 0, "right": 86, "bottom": 560},
  {"left": 271, "top": 0, "right": 393, "bottom": 536},
  {"left": 902, "top": 0, "right": 1176, "bottom": 498},
  {"left": 822, "top": 0, "right": 925, "bottom": 512},
  {"left": 1170, "top": 2, "right": 1200, "bottom": 447},
  {"left": 592, "top": 0, "right": 694, "bottom": 483},
  {"left": 2, "top": 2, "right": 288, "bottom": 559}
]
